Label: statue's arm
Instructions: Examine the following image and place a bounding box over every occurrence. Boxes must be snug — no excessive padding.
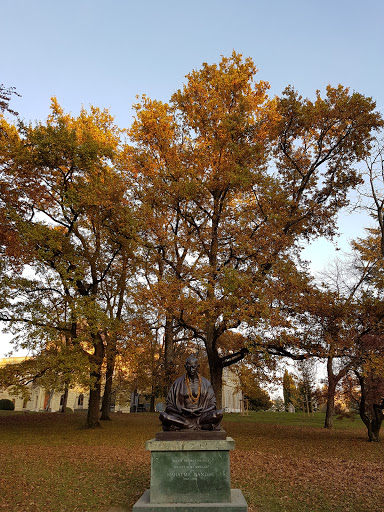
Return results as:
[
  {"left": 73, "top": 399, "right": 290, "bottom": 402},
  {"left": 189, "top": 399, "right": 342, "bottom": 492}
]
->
[
  {"left": 202, "top": 403, "right": 215, "bottom": 413},
  {"left": 165, "top": 404, "right": 180, "bottom": 414},
  {"left": 165, "top": 378, "right": 183, "bottom": 414}
]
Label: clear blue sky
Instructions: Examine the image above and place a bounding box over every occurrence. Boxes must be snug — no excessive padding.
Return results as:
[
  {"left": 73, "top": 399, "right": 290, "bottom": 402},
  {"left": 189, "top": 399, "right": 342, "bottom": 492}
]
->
[
  {"left": 1, "top": 0, "right": 384, "bottom": 355},
  {"left": 3, "top": 1, "right": 383, "bottom": 127}
]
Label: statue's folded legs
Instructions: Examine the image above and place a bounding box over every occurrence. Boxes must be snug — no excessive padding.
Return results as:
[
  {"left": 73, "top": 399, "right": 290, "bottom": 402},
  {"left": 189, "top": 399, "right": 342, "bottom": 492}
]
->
[{"left": 159, "top": 408, "right": 224, "bottom": 431}]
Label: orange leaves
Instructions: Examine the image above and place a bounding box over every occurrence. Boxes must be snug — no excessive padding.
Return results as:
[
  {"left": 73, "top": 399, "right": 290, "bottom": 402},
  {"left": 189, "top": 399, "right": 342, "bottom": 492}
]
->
[
  {"left": 131, "top": 97, "right": 177, "bottom": 144},
  {"left": 48, "top": 96, "right": 121, "bottom": 151},
  {"left": 127, "top": 53, "right": 281, "bottom": 212},
  {"left": 168, "top": 53, "right": 275, "bottom": 192},
  {"left": 173, "top": 51, "right": 268, "bottom": 128},
  {"left": 272, "top": 84, "right": 383, "bottom": 242},
  {"left": 21, "top": 99, "right": 132, "bottom": 235}
]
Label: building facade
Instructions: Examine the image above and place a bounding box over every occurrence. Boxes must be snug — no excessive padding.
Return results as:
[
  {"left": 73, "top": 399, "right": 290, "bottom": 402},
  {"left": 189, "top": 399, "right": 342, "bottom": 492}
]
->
[
  {"left": 222, "top": 366, "right": 242, "bottom": 413},
  {"left": 1, "top": 357, "right": 242, "bottom": 413}
]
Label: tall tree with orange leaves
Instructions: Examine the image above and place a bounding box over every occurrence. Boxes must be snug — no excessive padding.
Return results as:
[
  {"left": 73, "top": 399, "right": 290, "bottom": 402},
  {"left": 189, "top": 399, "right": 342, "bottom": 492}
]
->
[
  {"left": 125, "top": 52, "right": 383, "bottom": 406},
  {"left": 0, "top": 85, "right": 24, "bottom": 266},
  {"left": 0, "top": 99, "right": 136, "bottom": 427}
]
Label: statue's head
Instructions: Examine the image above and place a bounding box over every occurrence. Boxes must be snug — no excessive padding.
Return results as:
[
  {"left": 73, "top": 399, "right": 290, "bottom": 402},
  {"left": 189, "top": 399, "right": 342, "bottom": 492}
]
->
[{"left": 185, "top": 355, "right": 199, "bottom": 378}]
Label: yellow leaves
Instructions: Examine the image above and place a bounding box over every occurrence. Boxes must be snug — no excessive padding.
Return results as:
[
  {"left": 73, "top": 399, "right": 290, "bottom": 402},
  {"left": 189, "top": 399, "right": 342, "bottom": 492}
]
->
[
  {"left": 0, "top": 112, "right": 20, "bottom": 140},
  {"left": 21, "top": 98, "right": 131, "bottom": 230},
  {"left": 172, "top": 52, "right": 271, "bottom": 143},
  {"left": 129, "top": 96, "right": 183, "bottom": 181},
  {"left": 217, "top": 331, "right": 247, "bottom": 352},
  {"left": 0, "top": 113, "right": 22, "bottom": 172},
  {"left": 48, "top": 96, "right": 66, "bottom": 119},
  {"left": 47, "top": 96, "right": 121, "bottom": 151},
  {"left": 127, "top": 53, "right": 283, "bottom": 202}
]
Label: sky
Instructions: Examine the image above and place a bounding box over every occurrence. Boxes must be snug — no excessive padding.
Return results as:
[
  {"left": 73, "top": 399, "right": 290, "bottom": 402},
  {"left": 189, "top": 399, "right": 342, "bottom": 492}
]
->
[{"left": 1, "top": 0, "right": 384, "bottom": 356}]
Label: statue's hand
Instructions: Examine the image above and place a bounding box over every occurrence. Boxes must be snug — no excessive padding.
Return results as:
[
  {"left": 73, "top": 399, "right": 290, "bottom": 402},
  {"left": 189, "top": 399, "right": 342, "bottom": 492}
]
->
[{"left": 182, "top": 407, "right": 202, "bottom": 416}]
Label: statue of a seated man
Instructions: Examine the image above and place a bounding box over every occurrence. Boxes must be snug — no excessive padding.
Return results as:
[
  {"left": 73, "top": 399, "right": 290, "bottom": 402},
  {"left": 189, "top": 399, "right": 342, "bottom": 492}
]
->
[{"left": 159, "top": 355, "right": 224, "bottom": 431}]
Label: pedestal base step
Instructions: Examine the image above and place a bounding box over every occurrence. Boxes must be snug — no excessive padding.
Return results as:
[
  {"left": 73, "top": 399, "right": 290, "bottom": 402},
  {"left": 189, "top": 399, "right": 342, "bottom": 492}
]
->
[{"left": 132, "top": 489, "right": 248, "bottom": 512}]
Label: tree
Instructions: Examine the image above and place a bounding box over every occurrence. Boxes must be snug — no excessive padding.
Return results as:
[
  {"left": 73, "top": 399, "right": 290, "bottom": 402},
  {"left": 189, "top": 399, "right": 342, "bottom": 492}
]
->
[
  {"left": 296, "top": 360, "right": 317, "bottom": 414},
  {"left": 0, "top": 114, "right": 28, "bottom": 267},
  {"left": 308, "top": 274, "right": 380, "bottom": 429},
  {"left": 305, "top": 282, "right": 362, "bottom": 429},
  {"left": 0, "top": 99, "right": 135, "bottom": 427},
  {"left": 98, "top": 251, "right": 137, "bottom": 420},
  {"left": 351, "top": 288, "right": 384, "bottom": 441},
  {"left": 0, "top": 84, "right": 19, "bottom": 116},
  {"left": 343, "top": 332, "right": 384, "bottom": 442},
  {"left": 130, "top": 240, "right": 193, "bottom": 392},
  {"left": 242, "top": 382, "right": 271, "bottom": 411},
  {"left": 283, "top": 369, "right": 298, "bottom": 411},
  {"left": 263, "top": 253, "right": 380, "bottom": 428},
  {"left": 0, "top": 343, "right": 88, "bottom": 407},
  {"left": 330, "top": 264, "right": 384, "bottom": 440},
  {"left": 0, "top": 85, "right": 23, "bottom": 266},
  {"left": 346, "top": 133, "right": 384, "bottom": 440},
  {"left": 126, "top": 52, "right": 383, "bottom": 406},
  {"left": 356, "top": 369, "right": 384, "bottom": 442}
]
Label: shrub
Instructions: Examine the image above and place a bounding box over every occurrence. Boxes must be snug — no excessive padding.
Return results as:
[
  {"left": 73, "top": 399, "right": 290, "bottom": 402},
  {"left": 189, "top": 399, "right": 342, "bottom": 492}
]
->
[{"left": 0, "top": 399, "right": 15, "bottom": 411}]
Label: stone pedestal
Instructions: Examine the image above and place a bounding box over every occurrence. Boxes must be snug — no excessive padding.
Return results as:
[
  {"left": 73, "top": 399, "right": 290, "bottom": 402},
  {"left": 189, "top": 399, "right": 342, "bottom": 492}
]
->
[{"left": 132, "top": 437, "right": 247, "bottom": 512}]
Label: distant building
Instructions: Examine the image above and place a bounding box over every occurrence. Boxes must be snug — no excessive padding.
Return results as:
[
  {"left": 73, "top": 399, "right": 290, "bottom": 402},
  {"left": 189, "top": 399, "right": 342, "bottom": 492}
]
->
[
  {"left": 222, "top": 366, "right": 242, "bottom": 413},
  {"left": 0, "top": 357, "right": 93, "bottom": 412},
  {"left": 1, "top": 357, "right": 242, "bottom": 413},
  {"left": 287, "top": 402, "right": 295, "bottom": 413}
]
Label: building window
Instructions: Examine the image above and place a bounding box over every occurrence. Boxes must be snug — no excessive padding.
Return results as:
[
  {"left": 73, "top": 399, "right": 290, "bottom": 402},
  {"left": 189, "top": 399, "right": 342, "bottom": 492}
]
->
[{"left": 78, "top": 394, "right": 84, "bottom": 407}]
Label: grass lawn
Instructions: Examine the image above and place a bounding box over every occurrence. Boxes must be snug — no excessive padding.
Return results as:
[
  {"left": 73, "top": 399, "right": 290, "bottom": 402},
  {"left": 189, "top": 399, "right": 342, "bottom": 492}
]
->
[{"left": 1, "top": 411, "right": 383, "bottom": 512}]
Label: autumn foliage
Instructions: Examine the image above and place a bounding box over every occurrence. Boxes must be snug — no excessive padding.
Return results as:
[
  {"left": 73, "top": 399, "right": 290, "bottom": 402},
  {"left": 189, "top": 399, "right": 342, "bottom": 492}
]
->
[
  {"left": 1, "top": 53, "right": 384, "bottom": 429},
  {"left": 124, "top": 52, "right": 383, "bottom": 406}
]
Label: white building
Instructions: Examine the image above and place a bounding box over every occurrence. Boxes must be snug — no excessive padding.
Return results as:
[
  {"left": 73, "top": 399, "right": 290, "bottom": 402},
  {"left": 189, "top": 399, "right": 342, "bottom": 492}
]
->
[
  {"left": 0, "top": 357, "right": 91, "bottom": 412},
  {"left": 222, "top": 366, "right": 242, "bottom": 413},
  {"left": 1, "top": 357, "right": 242, "bottom": 413}
]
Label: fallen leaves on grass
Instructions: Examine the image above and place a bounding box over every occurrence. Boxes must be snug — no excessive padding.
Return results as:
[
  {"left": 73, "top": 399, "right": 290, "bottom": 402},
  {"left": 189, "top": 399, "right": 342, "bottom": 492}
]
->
[
  {"left": 227, "top": 421, "right": 384, "bottom": 512},
  {"left": 1, "top": 413, "right": 384, "bottom": 512}
]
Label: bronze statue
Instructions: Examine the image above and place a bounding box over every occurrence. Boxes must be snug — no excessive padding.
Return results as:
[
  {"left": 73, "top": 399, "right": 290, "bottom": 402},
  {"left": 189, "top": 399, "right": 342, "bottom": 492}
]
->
[{"left": 159, "top": 355, "right": 224, "bottom": 431}]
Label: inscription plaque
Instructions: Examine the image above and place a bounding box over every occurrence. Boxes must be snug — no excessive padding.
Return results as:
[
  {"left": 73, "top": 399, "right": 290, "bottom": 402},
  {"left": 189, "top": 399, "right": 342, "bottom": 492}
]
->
[{"left": 150, "top": 449, "right": 231, "bottom": 504}]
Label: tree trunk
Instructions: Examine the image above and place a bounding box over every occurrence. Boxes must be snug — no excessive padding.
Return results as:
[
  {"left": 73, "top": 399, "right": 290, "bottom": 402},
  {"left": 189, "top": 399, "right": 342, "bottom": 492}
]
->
[
  {"left": 205, "top": 327, "right": 223, "bottom": 410},
  {"left": 85, "top": 335, "right": 105, "bottom": 429},
  {"left": 205, "top": 324, "right": 248, "bottom": 411},
  {"left": 305, "top": 394, "right": 309, "bottom": 416},
  {"left": 209, "top": 362, "right": 223, "bottom": 410},
  {"left": 324, "top": 357, "right": 348, "bottom": 429},
  {"left": 45, "top": 390, "right": 54, "bottom": 411},
  {"left": 60, "top": 385, "right": 69, "bottom": 413},
  {"left": 100, "top": 343, "right": 116, "bottom": 421},
  {"left": 357, "top": 372, "right": 384, "bottom": 442},
  {"left": 164, "top": 314, "right": 175, "bottom": 391},
  {"left": 150, "top": 392, "right": 156, "bottom": 413},
  {"left": 309, "top": 395, "right": 313, "bottom": 414},
  {"left": 100, "top": 363, "right": 113, "bottom": 420},
  {"left": 325, "top": 370, "right": 337, "bottom": 429},
  {"left": 87, "top": 384, "right": 102, "bottom": 428},
  {"left": 371, "top": 403, "right": 384, "bottom": 442}
]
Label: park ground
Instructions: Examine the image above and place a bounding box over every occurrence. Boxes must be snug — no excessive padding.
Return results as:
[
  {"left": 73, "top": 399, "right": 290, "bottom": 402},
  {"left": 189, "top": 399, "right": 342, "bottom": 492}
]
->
[{"left": 0, "top": 411, "right": 383, "bottom": 512}]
